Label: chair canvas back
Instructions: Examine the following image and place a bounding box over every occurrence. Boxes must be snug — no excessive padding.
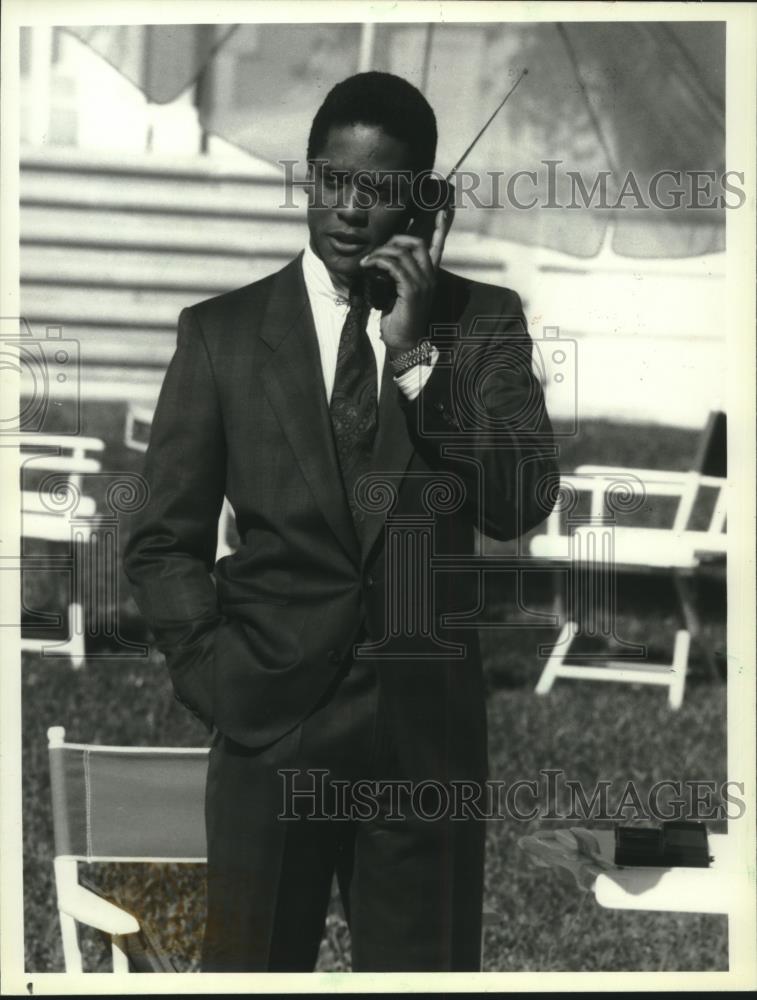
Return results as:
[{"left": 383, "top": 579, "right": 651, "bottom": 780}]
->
[
  {"left": 49, "top": 733, "right": 209, "bottom": 863},
  {"left": 672, "top": 410, "right": 727, "bottom": 534},
  {"left": 124, "top": 404, "right": 153, "bottom": 454},
  {"left": 694, "top": 410, "right": 726, "bottom": 479}
]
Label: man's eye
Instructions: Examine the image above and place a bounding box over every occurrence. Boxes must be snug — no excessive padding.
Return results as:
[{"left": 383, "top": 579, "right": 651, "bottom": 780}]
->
[{"left": 356, "top": 180, "right": 392, "bottom": 204}]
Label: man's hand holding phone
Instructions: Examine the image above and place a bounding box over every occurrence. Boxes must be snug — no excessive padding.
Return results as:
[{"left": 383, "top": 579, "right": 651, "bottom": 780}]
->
[{"left": 359, "top": 207, "right": 452, "bottom": 356}]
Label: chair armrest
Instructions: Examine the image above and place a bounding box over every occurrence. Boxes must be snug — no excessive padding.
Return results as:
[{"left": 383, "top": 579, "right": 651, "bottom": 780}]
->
[
  {"left": 22, "top": 490, "right": 97, "bottom": 517},
  {"left": 534, "top": 472, "right": 687, "bottom": 532},
  {"left": 54, "top": 858, "right": 140, "bottom": 935},
  {"left": 577, "top": 467, "right": 725, "bottom": 488},
  {"left": 574, "top": 466, "right": 689, "bottom": 490},
  {"left": 20, "top": 457, "right": 102, "bottom": 474},
  {"left": 21, "top": 435, "right": 105, "bottom": 452},
  {"left": 560, "top": 472, "right": 657, "bottom": 494},
  {"left": 575, "top": 465, "right": 689, "bottom": 480}
]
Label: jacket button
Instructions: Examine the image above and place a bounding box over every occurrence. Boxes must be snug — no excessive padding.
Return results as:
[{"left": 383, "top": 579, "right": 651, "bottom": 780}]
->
[
  {"left": 365, "top": 574, "right": 375, "bottom": 588},
  {"left": 434, "top": 401, "right": 445, "bottom": 413},
  {"left": 328, "top": 649, "right": 341, "bottom": 665}
]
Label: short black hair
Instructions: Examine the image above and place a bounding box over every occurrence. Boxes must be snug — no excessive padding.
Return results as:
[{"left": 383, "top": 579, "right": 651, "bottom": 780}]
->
[{"left": 307, "top": 71, "right": 437, "bottom": 174}]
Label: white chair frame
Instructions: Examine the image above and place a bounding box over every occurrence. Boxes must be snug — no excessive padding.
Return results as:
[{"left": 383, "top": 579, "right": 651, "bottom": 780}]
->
[
  {"left": 530, "top": 468, "right": 726, "bottom": 709},
  {"left": 48, "top": 725, "right": 209, "bottom": 973},
  {"left": 20, "top": 435, "right": 105, "bottom": 667}
]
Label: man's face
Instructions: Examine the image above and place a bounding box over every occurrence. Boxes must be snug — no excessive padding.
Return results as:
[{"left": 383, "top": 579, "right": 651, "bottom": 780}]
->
[{"left": 307, "top": 122, "right": 413, "bottom": 288}]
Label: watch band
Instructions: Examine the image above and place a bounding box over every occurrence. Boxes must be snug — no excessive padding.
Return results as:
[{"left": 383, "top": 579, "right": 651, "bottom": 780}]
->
[{"left": 389, "top": 339, "right": 434, "bottom": 377}]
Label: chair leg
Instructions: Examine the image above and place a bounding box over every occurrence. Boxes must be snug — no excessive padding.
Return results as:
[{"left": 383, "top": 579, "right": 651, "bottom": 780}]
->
[
  {"left": 59, "top": 910, "right": 82, "bottom": 973},
  {"left": 673, "top": 571, "right": 719, "bottom": 681},
  {"left": 535, "top": 621, "right": 578, "bottom": 694},
  {"left": 551, "top": 567, "right": 565, "bottom": 622},
  {"left": 69, "top": 603, "right": 85, "bottom": 668},
  {"left": 537, "top": 621, "right": 689, "bottom": 709},
  {"left": 112, "top": 934, "right": 130, "bottom": 973},
  {"left": 667, "top": 629, "right": 691, "bottom": 710}
]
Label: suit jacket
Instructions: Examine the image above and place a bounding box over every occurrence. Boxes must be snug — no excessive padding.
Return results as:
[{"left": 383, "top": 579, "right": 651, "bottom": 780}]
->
[{"left": 124, "top": 253, "right": 558, "bottom": 782}]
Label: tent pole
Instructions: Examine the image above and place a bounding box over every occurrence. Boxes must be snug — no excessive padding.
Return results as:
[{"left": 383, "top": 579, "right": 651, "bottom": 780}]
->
[
  {"left": 358, "top": 23, "right": 375, "bottom": 72},
  {"left": 420, "top": 23, "right": 434, "bottom": 93},
  {"left": 27, "top": 27, "right": 53, "bottom": 147}
]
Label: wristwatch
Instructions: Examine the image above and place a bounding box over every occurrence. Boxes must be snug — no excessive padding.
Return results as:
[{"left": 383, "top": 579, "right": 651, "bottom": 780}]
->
[{"left": 389, "top": 339, "right": 435, "bottom": 377}]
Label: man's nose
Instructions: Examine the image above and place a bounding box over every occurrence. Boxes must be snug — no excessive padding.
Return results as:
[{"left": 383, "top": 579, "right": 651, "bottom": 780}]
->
[{"left": 337, "top": 182, "right": 371, "bottom": 224}]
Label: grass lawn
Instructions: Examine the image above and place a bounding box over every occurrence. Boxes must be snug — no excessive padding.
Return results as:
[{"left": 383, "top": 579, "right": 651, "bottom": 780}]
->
[
  {"left": 18, "top": 410, "right": 729, "bottom": 973},
  {"left": 22, "top": 659, "right": 727, "bottom": 974}
]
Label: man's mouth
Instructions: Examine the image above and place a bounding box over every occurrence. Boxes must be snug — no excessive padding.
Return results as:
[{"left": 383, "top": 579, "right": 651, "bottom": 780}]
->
[{"left": 327, "top": 233, "right": 369, "bottom": 257}]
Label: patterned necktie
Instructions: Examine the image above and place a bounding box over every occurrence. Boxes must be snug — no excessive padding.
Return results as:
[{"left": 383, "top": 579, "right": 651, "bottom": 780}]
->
[{"left": 329, "top": 290, "right": 378, "bottom": 536}]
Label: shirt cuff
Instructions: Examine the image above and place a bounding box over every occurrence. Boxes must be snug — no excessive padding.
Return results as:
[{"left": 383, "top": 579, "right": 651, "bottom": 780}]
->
[{"left": 393, "top": 345, "right": 440, "bottom": 401}]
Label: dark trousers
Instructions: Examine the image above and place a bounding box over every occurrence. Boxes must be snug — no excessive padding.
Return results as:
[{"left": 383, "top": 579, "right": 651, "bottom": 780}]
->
[{"left": 202, "top": 656, "right": 486, "bottom": 972}]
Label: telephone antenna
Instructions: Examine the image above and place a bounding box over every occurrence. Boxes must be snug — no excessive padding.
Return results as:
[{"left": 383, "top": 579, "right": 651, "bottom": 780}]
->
[{"left": 447, "top": 68, "right": 528, "bottom": 179}]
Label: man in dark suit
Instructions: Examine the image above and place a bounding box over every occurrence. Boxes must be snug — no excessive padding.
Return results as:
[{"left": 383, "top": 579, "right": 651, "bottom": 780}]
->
[{"left": 124, "top": 72, "right": 557, "bottom": 972}]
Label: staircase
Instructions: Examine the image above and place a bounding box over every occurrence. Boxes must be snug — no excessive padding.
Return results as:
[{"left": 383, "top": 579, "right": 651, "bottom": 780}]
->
[{"left": 20, "top": 147, "right": 510, "bottom": 403}]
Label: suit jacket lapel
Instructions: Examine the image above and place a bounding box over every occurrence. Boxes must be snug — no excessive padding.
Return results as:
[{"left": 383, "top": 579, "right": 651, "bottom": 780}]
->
[{"left": 258, "top": 255, "right": 361, "bottom": 566}]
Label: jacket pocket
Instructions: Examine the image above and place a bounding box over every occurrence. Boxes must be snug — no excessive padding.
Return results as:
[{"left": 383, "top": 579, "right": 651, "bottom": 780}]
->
[{"left": 165, "top": 628, "right": 217, "bottom": 732}]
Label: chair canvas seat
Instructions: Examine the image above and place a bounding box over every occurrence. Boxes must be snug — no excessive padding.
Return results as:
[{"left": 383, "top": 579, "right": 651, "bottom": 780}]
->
[
  {"left": 531, "top": 526, "right": 725, "bottom": 570},
  {"left": 590, "top": 829, "right": 737, "bottom": 915},
  {"left": 520, "top": 827, "right": 740, "bottom": 915}
]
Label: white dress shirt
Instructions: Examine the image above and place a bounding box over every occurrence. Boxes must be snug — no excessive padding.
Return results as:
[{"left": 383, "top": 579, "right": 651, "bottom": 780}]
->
[{"left": 301, "top": 244, "right": 437, "bottom": 403}]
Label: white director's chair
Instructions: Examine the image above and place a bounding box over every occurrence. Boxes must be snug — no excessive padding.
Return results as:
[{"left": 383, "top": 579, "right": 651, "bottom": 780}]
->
[
  {"left": 48, "top": 725, "right": 209, "bottom": 972},
  {"left": 529, "top": 412, "right": 726, "bottom": 709},
  {"left": 20, "top": 435, "right": 105, "bottom": 666}
]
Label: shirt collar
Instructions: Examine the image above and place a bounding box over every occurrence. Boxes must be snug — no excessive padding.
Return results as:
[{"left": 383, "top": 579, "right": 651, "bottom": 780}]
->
[{"left": 302, "top": 242, "right": 351, "bottom": 306}]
